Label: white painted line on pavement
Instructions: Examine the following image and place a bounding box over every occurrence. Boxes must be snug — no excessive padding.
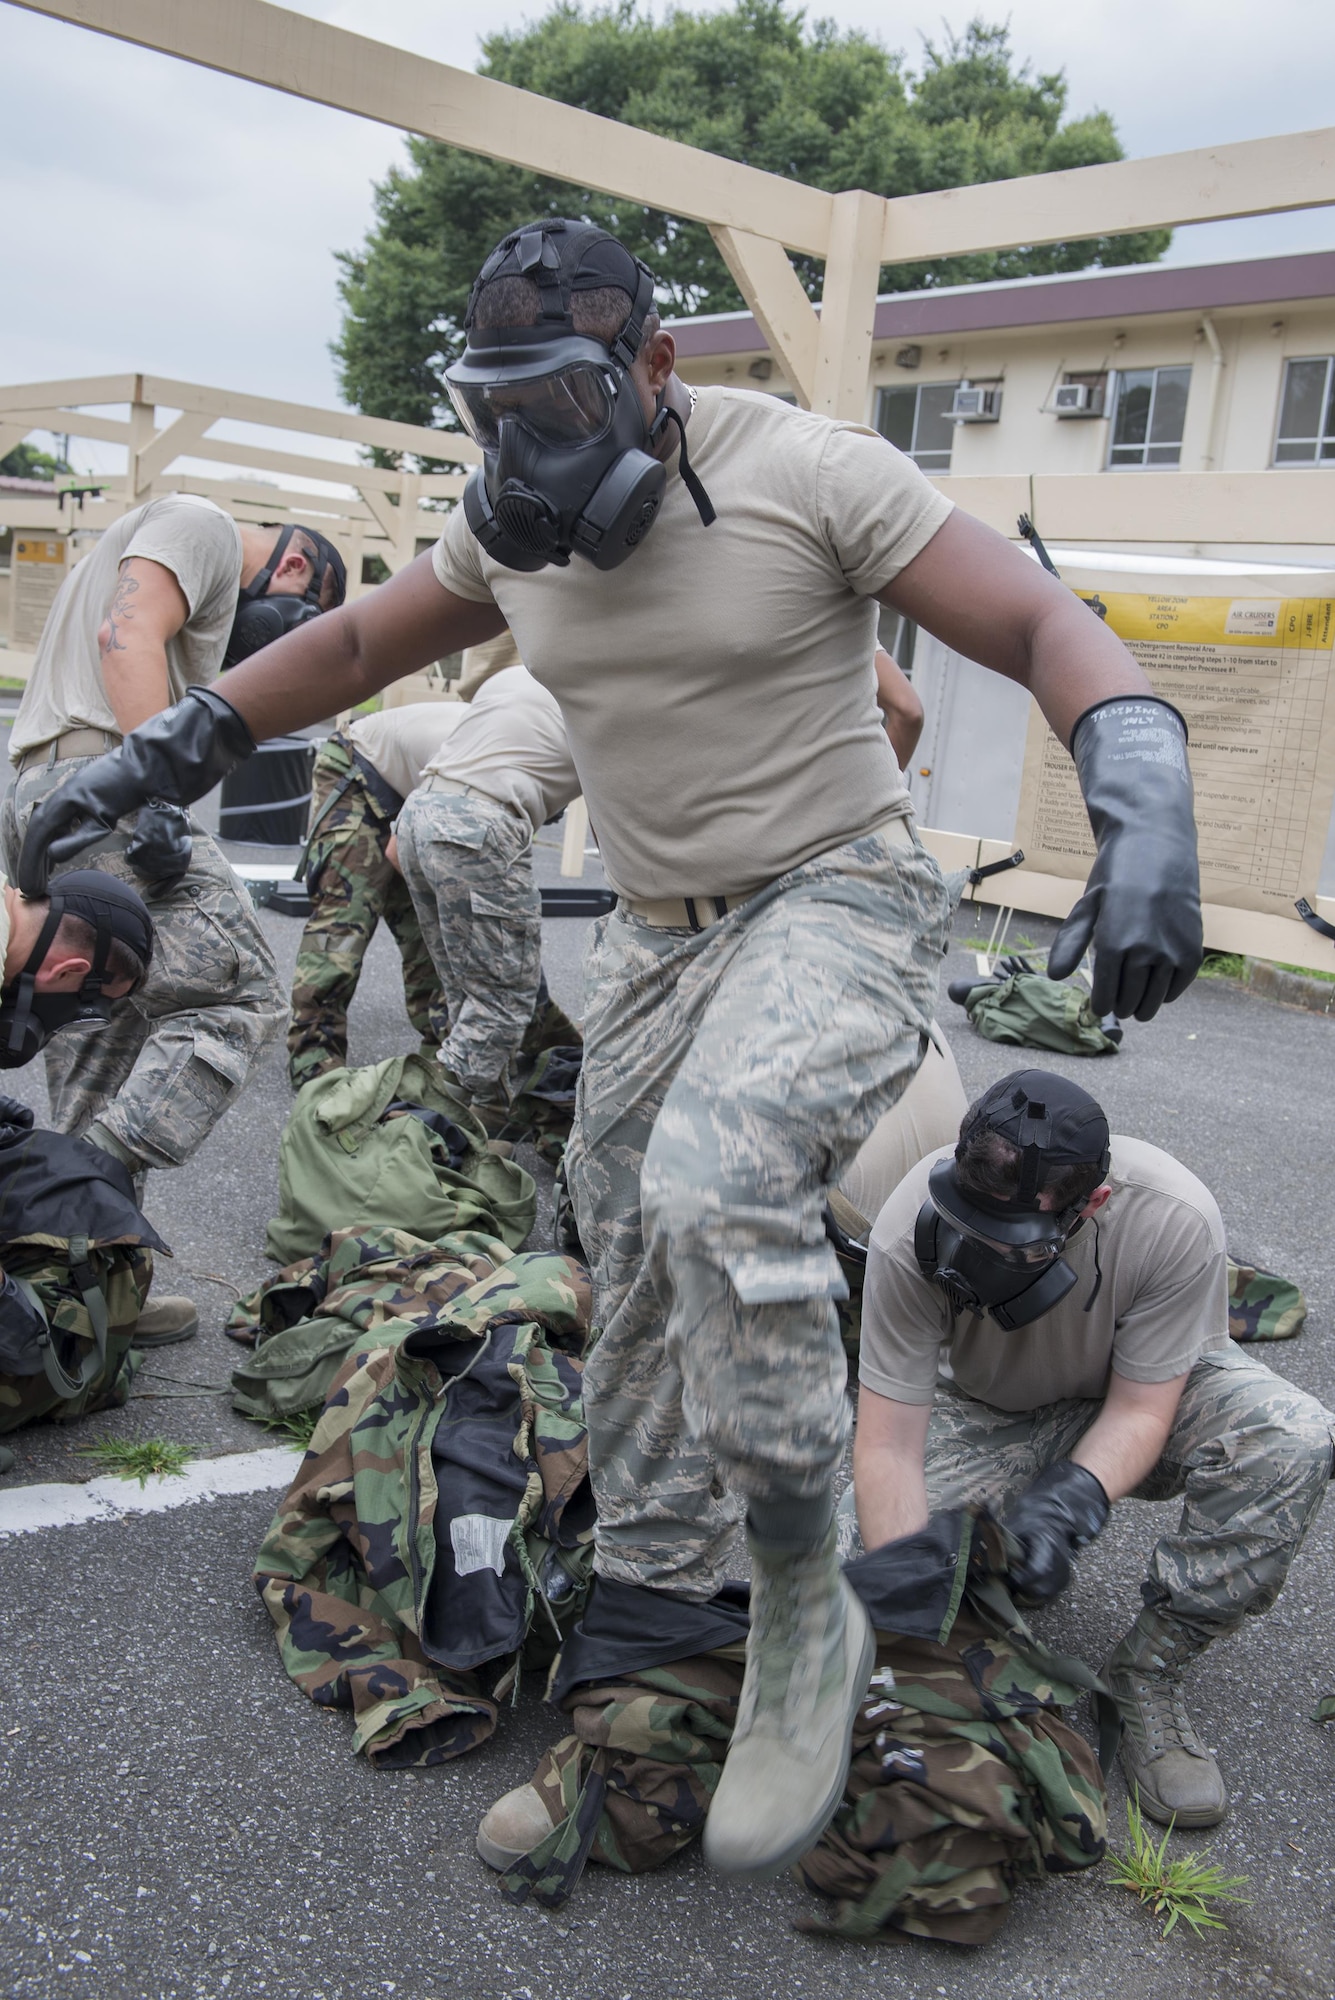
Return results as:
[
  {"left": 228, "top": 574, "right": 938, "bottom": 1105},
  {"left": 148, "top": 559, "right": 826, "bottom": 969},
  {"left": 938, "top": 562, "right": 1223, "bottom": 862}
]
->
[{"left": 0, "top": 1445, "right": 301, "bottom": 1538}]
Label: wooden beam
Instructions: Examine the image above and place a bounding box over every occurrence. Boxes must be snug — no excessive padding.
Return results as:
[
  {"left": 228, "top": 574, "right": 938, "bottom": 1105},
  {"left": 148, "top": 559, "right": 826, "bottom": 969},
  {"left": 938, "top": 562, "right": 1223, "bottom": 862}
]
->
[
  {"left": 882, "top": 126, "right": 1335, "bottom": 265},
  {"left": 0, "top": 406, "right": 132, "bottom": 447},
  {"left": 1029, "top": 469, "right": 1335, "bottom": 546},
  {"left": 710, "top": 227, "right": 819, "bottom": 408},
  {"left": 8, "top": 0, "right": 835, "bottom": 257},
  {"left": 140, "top": 375, "right": 480, "bottom": 467},
  {"left": 132, "top": 410, "right": 211, "bottom": 489},
  {"left": 0, "top": 373, "right": 139, "bottom": 411},
  {"left": 810, "top": 190, "right": 884, "bottom": 421}
]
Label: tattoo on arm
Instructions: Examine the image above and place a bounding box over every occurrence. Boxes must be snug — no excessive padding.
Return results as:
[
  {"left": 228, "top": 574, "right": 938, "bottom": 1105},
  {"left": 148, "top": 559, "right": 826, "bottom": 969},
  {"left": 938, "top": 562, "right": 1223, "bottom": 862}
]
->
[{"left": 100, "top": 572, "right": 141, "bottom": 657}]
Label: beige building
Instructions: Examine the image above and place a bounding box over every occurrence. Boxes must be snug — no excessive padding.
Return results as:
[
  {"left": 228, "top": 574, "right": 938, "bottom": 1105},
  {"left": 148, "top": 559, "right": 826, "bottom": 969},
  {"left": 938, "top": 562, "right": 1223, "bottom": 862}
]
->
[{"left": 671, "top": 248, "right": 1335, "bottom": 564}]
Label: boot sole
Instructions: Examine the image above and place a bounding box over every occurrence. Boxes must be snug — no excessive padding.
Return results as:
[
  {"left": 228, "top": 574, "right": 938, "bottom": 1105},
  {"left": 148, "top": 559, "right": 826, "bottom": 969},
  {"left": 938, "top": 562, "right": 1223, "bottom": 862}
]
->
[
  {"left": 129, "top": 1323, "right": 199, "bottom": 1348},
  {"left": 1124, "top": 1778, "right": 1228, "bottom": 1831},
  {"left": 704, "top": 1586, "right": 876, "bottom": 1882}
]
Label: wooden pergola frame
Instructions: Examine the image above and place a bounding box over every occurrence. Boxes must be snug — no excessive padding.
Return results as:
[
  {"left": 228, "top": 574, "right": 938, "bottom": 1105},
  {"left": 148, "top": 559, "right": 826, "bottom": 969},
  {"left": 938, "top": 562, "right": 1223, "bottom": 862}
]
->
[{"left": 5, "top": 0, "right": 1335, "bottom": 964}]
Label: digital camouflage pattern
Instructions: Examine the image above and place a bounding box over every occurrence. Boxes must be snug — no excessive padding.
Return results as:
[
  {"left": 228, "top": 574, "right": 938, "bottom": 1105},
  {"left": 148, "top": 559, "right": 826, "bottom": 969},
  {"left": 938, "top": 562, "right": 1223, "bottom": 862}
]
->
[
  {"left": 226, "top": 1222, "right": 515, "bottom": 1422},
  {"left": 500, "top": 1649, "right": 746, "bottom": 1909},
  {"left": 395, "top": 786, "right": 542, "bottom": 1101},
  {"left": 253, "top": 1248, "right": 593, "bottom": 1766},
  {"left": 287, "top": 735, "right": 441, "bottom": 1091},
  {"left": 0, "top": 1243, "right": 152, "bottom": 1433},
  {"left": 565, "top": 824, "right": 951, "bottom": 1598},
  {"left": 912, "top": 1345, "right": 1333, "bottom": 1639},
  {"left": 1227, "top": 1257, "right": 1307, "bottom": 1341},
  {"left": 798, "top": 1607, "right": 1106, "bottom": 1943},
  {"left": 3, "top": 753, "right": 286, "bottom": 1174}
]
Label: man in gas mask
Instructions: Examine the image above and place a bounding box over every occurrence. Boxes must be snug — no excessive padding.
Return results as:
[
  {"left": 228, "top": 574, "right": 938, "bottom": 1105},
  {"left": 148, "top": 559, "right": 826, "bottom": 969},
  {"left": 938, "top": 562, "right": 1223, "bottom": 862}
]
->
[
  {"left": 14, "top": 219, "right": 1203, "bottom": 1876},
  {"left": 851, "top": 1069, "right": 1333, "bottom": 1829},
  {"left": 3, "top": 497, "right": 345, "bottom": 1344}
]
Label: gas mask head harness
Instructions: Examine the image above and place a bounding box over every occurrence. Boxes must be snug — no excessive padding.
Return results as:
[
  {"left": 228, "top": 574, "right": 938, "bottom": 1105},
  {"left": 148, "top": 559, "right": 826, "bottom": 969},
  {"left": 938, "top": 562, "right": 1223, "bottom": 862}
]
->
[
  {"left": 0, "top": 871, "right": 154, "bottom": 1069},
  {"left": 445, "top": 217, "right": 715, "bottom": 573},
  {"left": 223, "top": 524, "right": 348, "bottom": 668},
  {"left": 914, "top": 1069, "right": 1111, "bottom": 1330}
]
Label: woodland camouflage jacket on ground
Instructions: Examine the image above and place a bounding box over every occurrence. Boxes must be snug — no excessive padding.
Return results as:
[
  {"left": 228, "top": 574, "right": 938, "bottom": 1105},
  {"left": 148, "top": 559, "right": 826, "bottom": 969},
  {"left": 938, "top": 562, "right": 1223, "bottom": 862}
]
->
[
  {"left": 227, "top": 1222, "right": 518, "bottom": 1421},
  {"left": 500, "top": 1516, "right": 1109, "bottom": 1932},
  {"left": 253, "top": 1247, "right": 594, "bottom": 1767}
]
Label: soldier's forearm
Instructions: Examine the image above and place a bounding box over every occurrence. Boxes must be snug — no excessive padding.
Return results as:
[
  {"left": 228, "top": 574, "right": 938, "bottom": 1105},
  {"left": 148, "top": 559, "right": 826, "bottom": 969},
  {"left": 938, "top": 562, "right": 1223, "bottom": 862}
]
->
[{"left": 211, "top": 552, "right": 506, "bottom": 742}]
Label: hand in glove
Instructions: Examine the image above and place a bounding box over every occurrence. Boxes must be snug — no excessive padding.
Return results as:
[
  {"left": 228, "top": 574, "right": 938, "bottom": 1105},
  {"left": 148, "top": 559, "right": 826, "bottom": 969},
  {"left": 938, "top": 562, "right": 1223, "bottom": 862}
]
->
[
  {"left": 1046, "top": 697, "right": 1203, "bottom": 1021},
  {"left": 18, "top": 687, "right": 255, "bottom": 896},
  {"left": 1001, "top": 1459, "right": 1109, "bottom": 1604},
  {"left": 124, "top": 801, "right": 193, "bottom": 887}
]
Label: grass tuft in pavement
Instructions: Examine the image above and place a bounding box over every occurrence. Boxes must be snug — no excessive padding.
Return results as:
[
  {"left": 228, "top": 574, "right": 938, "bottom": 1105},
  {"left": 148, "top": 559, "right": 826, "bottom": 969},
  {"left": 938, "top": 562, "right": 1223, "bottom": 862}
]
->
[
  {"left": 1108, "top": 1794, "right": 1250, "bottom": 1937},
  {"left": 259, "top": 1407, "right": 320, "bottom": 1449},
  {"left": 76, "top": 1437, "right": 194, "bottom": 1486}
]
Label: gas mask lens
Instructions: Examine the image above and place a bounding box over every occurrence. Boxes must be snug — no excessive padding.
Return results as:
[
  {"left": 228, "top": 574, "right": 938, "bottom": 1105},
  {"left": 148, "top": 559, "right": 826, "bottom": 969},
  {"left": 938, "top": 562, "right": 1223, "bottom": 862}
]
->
[{"left": 448, "top": 362, "right": 620, "bottom": 451}]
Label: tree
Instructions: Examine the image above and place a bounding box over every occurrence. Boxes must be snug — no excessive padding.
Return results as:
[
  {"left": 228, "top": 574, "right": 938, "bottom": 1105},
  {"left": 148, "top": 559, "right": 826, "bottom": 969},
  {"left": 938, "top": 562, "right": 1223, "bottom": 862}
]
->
[
  {"left": 334, "top": 5, "right": 1168, "bottom": 438},
  {"left": 0, "top": 441, "right": 70, "bottom": 481}
]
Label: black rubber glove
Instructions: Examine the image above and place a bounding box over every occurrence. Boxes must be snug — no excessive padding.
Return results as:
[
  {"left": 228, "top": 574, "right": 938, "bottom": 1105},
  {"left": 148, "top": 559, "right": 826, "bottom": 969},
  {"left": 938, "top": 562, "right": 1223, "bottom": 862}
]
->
[
  {"left": 1002, "top": 1459, "right": 1109, "bottom": 1604},
  {"left": 0, "top": 1099, "right": 33, "bottom": 1130},
  {"left": 1045, "top": 696, "right": 1203, "bottom": 1021},
  {"left": 123, "top": 801, "right": 193, "bottom": 888},
  {"left": 18, "top": 688, "right": 255, "bottom": 896}
]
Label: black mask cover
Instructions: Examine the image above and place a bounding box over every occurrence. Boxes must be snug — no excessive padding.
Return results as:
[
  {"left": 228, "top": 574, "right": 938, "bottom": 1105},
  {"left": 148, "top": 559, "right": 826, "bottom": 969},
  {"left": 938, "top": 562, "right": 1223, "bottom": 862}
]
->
[
  {"left": 914, "top": 1070, "right": 1112, "bottom": 1330},
  {"left": 447, "top": 218, "right": 715, "bottom": 573},
  {"left": 0, "top": 871, "right": 154, "bottom": 1069},
  {"left": 223, "top": 524, "right": 348, "bottom": 668}
]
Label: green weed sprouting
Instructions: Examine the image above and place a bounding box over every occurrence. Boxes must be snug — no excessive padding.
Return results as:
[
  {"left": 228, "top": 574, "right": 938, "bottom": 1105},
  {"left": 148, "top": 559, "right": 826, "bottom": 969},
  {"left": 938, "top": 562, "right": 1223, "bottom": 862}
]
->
[
  {"left": 1108, "top": 1794, "right": 1250, "bottom": 1937},
  {"left": 77, "top": 1437, "right": 194, "bottom": 1487}
]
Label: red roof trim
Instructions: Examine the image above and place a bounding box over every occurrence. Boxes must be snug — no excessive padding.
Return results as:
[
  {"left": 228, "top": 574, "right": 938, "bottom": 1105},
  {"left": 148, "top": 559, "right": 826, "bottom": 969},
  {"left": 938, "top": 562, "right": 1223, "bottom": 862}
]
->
[{"left": 668, "top": 250, "right": 1335, "bottom": 358}]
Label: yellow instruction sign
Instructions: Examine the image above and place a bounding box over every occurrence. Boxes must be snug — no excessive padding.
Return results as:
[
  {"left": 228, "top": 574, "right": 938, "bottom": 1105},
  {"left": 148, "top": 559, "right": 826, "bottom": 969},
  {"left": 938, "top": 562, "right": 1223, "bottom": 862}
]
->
[{"left": 1014, "top": 574, "right": 1335, "bottom": 920}]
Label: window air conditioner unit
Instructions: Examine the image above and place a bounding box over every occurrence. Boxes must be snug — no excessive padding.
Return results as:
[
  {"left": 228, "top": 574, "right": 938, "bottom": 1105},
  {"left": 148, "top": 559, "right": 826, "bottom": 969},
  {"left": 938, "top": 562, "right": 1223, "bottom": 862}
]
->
[
  {"left": 950, "top": 384, "right": 1001, "bottom": 423},
  {"left": 1052, "top": 378, "right": 1106, "bottom": 418}
]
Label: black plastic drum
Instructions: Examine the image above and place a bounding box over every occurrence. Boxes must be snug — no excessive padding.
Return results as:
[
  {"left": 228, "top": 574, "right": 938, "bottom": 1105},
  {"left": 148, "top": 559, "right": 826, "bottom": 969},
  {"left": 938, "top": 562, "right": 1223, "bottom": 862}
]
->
[{"left": 218, "top": 737, "right": 316, "bottom": 845}]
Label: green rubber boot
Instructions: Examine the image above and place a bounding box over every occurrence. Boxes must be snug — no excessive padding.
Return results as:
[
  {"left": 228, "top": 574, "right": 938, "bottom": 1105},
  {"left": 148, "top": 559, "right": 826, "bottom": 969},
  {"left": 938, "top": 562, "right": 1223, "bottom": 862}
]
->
[
  {"left": 703, "top": 1523, "right": 873, "bottom": 1880},
  {"left": 1103, "top": 1612, "right": 1227, "bottom": 1828}
]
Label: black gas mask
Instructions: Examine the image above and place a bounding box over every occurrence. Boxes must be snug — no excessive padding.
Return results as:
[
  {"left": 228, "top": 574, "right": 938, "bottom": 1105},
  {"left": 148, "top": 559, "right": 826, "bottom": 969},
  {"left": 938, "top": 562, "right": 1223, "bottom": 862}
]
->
[
  {"left": 446, "top": 218, "right": 714, "bottom": 573},
  {"left": 223, "top": 525, "right": 348, "bottom": 668},
  {"left": 0, "top": 871, "right": 154, "bottom": 1069},
  {"left": 914, "top": 1071, "right": 1111, "bottom": 1330}
]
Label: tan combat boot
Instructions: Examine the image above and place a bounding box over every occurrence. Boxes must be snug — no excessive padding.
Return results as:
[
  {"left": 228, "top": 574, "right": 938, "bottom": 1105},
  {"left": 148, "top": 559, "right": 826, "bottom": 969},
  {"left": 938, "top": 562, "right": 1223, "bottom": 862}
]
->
[
  {"left": 476, "top": 1782, "right": 556, "bottom": 1870},
  {"left": 131, "top": 1295, "right": 199, "bottom": 1347},
  {"left": 702, "top": 1523, "right": 873, "bottom": 1880},
  {"left": 1102, "top": 1613, "right": 1227, "bottom": 1828}
]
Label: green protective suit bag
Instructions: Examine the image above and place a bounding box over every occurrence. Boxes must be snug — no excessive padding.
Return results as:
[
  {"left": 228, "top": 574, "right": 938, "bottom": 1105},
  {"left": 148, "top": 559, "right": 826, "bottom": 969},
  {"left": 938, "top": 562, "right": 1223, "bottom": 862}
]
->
[
  {"left": 265, "top": 1052, "right": 537, "bottom": 1267},
  {"left": 964, "top": 972, "right": 1120, "bottom": 1057}
]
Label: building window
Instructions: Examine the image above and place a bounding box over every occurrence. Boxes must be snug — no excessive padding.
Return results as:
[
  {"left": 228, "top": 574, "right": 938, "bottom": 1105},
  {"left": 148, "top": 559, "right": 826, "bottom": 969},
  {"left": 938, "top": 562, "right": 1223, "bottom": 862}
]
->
[
  {"left": 876, "top": 382, "right": 959, "bottom": 474},
  {"left": 1274, "top": 358, "right": 1335, "bottom": 464},
  {"left": 1107, "top": 366, "right": 1192, "bottom": 468}
]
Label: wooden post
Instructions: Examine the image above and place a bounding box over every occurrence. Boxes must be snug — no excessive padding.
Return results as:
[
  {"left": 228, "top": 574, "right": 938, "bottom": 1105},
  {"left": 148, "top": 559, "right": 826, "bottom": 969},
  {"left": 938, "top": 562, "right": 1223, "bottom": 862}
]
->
[{"left": 810, "top": 191, "right": 884, "bottom": 422}]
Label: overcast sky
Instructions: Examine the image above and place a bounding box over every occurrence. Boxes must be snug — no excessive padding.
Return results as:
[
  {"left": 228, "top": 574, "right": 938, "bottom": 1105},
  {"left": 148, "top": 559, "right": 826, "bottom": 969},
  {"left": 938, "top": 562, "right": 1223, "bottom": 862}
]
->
[{"left": 3, "top": 0, "right": 1333, "bottom": 474}]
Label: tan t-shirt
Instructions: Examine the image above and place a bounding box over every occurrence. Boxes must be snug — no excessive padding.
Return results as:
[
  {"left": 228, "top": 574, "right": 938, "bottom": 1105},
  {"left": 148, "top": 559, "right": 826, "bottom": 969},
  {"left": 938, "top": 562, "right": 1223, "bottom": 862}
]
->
[
  {"left": 458, "top": 628, "right": 523, "bottom": 702},
  {"left": 432, "top": 386, "right": 951, "bottom": 899},
  {"left": 860, "top": 1137, "right": 1230, "bottom": 1412},
  {"left": 421, "top": 666, "right": 579, "bottom": 835},
  {"left": 11, "top": 496, "right": 243, "bottom": 758},
  {"left": 347, "top": 702, "right": 467, "bottom": 802}
]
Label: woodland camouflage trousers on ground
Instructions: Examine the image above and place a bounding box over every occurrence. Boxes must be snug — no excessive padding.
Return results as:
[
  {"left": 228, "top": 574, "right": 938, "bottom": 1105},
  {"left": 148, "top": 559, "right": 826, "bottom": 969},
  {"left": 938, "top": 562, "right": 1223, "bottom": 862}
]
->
[
  {"left": 288, "top": 739, "right": 440, "bottom": 1089},
  {"left": 3, "top": 754, "right": 286, "bottom": 1176},
  {"left": 842, "top": 1345, "right": 1333, "bottom": 1637},
  {"left": 395, "top": 784, "right": 542, "bottom": 1101},
  {"left": 565, "top": 818, "right": 951, "bottom": 1600}
]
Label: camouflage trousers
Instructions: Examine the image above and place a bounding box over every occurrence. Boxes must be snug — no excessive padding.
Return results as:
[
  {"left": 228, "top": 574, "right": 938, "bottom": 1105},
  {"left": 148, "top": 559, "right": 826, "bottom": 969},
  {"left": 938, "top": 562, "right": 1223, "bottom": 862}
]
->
[
  {"left": 847, "top": 1346, "right": 1334, "bottom": 1637},
  {"left": 567, "top": 820, "right": 951, "bottom": 1599},
  {"left": 2, "top": 753, "right": 287, "bottom": 1176},
  {"left": 288, "top": 738, "right": 440, "bottom": 1089},
  {"left": 395, "top": 784, "right": 541, "bottom": 1101}
]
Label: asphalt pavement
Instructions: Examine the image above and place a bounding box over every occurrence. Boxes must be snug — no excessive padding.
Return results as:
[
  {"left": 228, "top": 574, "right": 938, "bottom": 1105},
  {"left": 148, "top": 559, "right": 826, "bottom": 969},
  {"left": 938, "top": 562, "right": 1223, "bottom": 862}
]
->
[{"left": 2, "top": 841, "right": 1334, "bottom": 2000}]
